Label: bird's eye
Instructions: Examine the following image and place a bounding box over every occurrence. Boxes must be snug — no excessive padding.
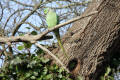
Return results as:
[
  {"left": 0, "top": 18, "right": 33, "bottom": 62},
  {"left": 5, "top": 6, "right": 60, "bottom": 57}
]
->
[{"left": 44, "top": 8, "right": 49, "bottom": 14}]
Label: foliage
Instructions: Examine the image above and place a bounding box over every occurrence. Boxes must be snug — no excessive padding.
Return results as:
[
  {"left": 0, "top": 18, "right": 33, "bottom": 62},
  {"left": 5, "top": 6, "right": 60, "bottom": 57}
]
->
[
  {"left": 100, "top": 52, "right": 120, "bottom": 80},
  {"left": 100, "top": 67, "right": 114, "bottom": 80},
  {"left": 0, "top": 52, "right": 72, "bottom": 80}
]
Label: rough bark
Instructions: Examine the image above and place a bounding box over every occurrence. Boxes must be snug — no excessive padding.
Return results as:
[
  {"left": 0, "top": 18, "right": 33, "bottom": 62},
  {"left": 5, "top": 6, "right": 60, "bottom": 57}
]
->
[{"left": 54, "top": 0, "right": 120, "bottom": 80}]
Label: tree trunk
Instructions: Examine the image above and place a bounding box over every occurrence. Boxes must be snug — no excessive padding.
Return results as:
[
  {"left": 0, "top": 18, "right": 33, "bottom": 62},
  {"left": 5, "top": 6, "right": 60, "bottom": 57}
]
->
[{"left": 54, "top": 0, "right": 120, "bottom": 80}]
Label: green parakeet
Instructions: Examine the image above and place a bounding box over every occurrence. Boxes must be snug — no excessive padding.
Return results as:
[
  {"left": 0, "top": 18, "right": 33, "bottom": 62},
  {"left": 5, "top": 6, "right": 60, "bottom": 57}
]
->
[{"left": 44, "top": 8, "right": 68, "bottom": 58}]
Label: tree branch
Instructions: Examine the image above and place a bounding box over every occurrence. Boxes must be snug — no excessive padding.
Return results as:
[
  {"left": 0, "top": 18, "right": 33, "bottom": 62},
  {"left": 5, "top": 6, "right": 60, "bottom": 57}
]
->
[
  {"left": 3, "top": 8, "right": 33, "bottom": 29},
  {"left": 0, "top": 35, "right": 53, "bottom": 43},
  {"left": 46, "top": 1, "right": 90, "bottom": 9},
  {"left": 25, "top": 22, "right": 46, "bottom": 31},
  {"left": 10, "top": 0, "right": 34, "bottom": 7},
  {"left": 35, "top": 43, "right": 69, "bottom": 72},
  {"left": 0, "top": 11, "right": 98, "bottom": 43},
  {"left": 12, "top": 1, "right": 43, "bottom": 36},
  {"left": 0, "top": 2, "right": 3, "bottom": 22}
]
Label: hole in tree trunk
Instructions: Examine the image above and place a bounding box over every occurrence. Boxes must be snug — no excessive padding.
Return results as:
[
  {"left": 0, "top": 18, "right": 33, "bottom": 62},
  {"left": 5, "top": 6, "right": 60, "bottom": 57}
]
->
[{"left": 67, "top": 58, "right": 79, "bottom": 72}]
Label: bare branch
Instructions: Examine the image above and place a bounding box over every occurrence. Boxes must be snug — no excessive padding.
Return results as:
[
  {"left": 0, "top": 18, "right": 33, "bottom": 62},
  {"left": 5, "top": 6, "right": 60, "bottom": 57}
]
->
[
  {"left": 12, "top": 1, "right": 43, "bottom": 36},
  {"left": 46, "top": 1, "right": 89, "bottom": 9},
  {"left": 0, "top": 35, "right": 53, "bottom": 43},
  {"left": 0, "top": 2, "right": 3, "bottom": 22},
  {"left": 35, "top": 43, "right": 69, "bottom": 72},
  {"left": 3, "top": 8, "right": 32, "bottom": 29},
  {"left": 0, "top": 11, "right": 98, "bottom": 43},
  {"left": 25, "top": 22, "right": 46, "bottom": 31},
  {"left": 10, "top": 0, "right": 34, "bottom": 7}
]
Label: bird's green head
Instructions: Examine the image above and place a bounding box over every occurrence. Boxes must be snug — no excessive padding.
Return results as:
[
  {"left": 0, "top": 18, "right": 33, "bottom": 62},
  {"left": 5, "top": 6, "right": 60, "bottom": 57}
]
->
[{"left": 44, "top": 8, "right": 50, "bottom": 14}]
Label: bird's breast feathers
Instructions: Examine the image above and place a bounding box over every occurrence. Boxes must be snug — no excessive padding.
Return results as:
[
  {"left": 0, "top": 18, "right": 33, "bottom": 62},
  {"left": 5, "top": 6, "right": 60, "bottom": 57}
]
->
[{"left": 46, "top": 11, "right": 58, "bottom": 28}]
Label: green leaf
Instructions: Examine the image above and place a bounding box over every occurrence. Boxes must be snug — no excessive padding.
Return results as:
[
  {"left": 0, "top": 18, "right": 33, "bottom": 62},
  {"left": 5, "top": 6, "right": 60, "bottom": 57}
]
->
[
  {"left": 61, "top": 77, "right": 67, "bottom": 80},
  {"left": 43, "top": 74, "right": 53, "bottom": 80},
  {"left": 26, "top": 27, "right": 31, "bottom": 29},
  {"left": 58, "top": 74, "right": 62, "bottom": 78},
  {"left": 105, "top": 67, "right": 111, "bottom": 76},
  {"left": 23, "top": 42, "right": 32, "bottom": 48},
  {"left": 37, "top": 76, "right": 43, "bottom": 80},
  {"left": 27, "top": 60, "right": 37, "bottom": 68},
  {"left": 18, "top": 45, "right": 24, "bottom": 50},
  {"left": 36, "top": 48, "right": 44, "bottom": 55},
  {"left": 108, "top": 76, "right": 114, "bottom": 80},
  {"left": 25, "top": 73, "right": 31, "bottom": 78},
  {"left": 33, "top": 72, "right": 38, "bottom": 76},
  {"left": 19, "top": 76, "right": 26, "bottom": 80},
  {"left": 41, "top": 58, "right": 49, "bottom": 63},
  {"left": 0, "top": 73, "right": 4, "bottom": 77},
  {"left": 100, "top": 76, "right": 105, "bottom": 80},
  {"left": 53, "top": 64, "right": 58, "bottom": 70},
  {"left": 31, "top": 76, "right": 36, "bottom": 79},
  {"left": 11, "top": 57, "right": 22, "bottom": 65},
  {"left": 31, "top": 31, "right": 37, "bottom": 35},
  {"left": 58, "top": 68, "right": 64, "bottom": 73},
  {"left": 76, "top": 76, "right": 83, "bottom": 80},
  {"left": 42, "top": 67, "right": 48, "bottom": 75},
  {"left": 19, "top": 33, "right": 25, "bottom": 36}
]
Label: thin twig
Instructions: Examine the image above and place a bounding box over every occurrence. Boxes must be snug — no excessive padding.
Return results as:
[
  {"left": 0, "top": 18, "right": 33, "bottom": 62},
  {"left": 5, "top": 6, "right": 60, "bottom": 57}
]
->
[
  {"left": 3, "top": 8, "right": 32, "bottom": 29},
  {"left": 0, "top": 2, "right": 3, "bottom": 22},
  {"left": 24, "top": 22, "right": 46, "bottom": 31},
  {"left": 12, "top": 1, "right": 43, "bottom": 36},
  {"left": 35, "top": 43, "right": 69, "bottom": 72},
  {"left": 0, "top": 35, "right": 53, "bottom": 43},
  {"left": 10, "top": 0, "right": 34, "bottom": 7}
]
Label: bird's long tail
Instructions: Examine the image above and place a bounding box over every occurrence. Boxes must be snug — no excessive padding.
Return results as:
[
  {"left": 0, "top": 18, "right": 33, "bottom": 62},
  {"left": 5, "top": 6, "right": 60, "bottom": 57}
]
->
[{"left": 53, "top": 29, "right": 68, "bottom": 59}]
